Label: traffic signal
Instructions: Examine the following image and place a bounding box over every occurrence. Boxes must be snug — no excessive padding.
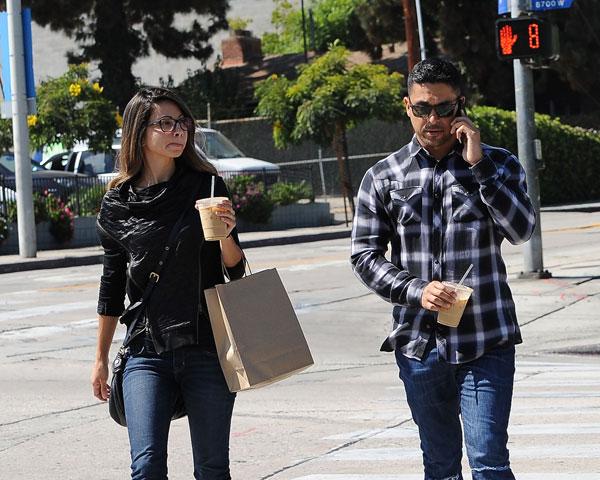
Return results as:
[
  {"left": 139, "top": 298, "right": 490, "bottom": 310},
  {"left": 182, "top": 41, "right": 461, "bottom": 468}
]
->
[{"left": 496, "top": 17, "right": 559, "bottom": 60}]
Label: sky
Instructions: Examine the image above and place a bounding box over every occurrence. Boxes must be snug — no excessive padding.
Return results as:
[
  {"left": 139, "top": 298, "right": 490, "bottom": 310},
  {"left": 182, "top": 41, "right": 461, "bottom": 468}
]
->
[{"left": 30, "top": 0, "right": 294, "bottom": 85}]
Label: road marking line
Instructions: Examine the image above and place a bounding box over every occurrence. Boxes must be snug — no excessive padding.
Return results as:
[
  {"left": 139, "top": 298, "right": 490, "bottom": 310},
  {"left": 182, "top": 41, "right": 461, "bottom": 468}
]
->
[
  {"left": 292, "top": 475, "right": 600, "bottom": 480},
  {"left": 324, "top": 444, "right": 600, "bottom": 461},
  {"left": 0, "top": 318, "right": 97, "bottom": 339},
  {"left": 544, "top": 222, "right": 600, "bottom": 233},
  {"left": 325, "top": 423, "right": 600, "bottom": 441},
  {"left": 0, "top": 301, "right": 96, "bottom": 322}
]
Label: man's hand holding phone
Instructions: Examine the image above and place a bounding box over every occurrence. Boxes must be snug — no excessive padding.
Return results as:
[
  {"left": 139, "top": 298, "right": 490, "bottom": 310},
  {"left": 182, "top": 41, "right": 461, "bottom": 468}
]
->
[{"left": 451, "top": 104, "right": 483, "bottom": 166}]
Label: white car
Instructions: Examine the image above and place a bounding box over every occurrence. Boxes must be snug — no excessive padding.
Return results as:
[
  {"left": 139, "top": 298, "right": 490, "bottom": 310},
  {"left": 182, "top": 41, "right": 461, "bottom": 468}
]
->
[
  {"left": 195, "top": 129, "right": 280, "bottom": 180},
  {"left": 42, "top": 128, "right": 280, "bottom": 183}
]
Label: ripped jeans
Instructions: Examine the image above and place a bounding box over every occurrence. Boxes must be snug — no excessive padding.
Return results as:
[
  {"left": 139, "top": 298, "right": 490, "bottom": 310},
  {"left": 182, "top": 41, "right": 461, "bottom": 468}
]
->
[{"left": 395, "top": 341, "right": 516, "bottom": 480}]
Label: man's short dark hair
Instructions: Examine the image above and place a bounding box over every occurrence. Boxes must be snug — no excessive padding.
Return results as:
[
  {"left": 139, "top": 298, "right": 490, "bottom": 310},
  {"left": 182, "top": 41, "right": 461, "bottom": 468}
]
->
[{"left": 407, "top": 58, "right": 463, "bottom": 94}]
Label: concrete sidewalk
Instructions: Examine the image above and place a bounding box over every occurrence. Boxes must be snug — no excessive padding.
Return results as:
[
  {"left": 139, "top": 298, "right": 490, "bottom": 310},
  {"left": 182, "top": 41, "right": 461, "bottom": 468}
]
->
[{"left": 2, "top": 199, "right": 599, "bottom": 274}]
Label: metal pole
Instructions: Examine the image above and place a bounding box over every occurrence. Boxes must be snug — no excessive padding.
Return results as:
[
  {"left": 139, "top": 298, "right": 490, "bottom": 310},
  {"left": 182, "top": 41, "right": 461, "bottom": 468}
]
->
[
  {"left": 7, "top": 0, "right": 36, "bottom": 257},
  {"left": 207, "top": 102, "right": 211, "bottom": 129},
  {"left": 317, "top": 147, "right": 326, "bottom": 197},
  {"left": 512, "top": 0, "right": 549, "bottom": 278},
  {"left": 414, "top": 0, "right": 426, "bottom": 60},
  {"left": 301, "top": 0, "right": 308, "bottom": 62}
]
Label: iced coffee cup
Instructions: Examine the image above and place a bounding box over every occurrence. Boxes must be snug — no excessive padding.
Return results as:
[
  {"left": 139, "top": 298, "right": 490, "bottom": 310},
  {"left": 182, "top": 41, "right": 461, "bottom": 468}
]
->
[
  {"left": 437, "top": 281, "right": 473, "bottom": 328},
  {"left": 197, "top": 196, "right": 229, "bottom": 241}
]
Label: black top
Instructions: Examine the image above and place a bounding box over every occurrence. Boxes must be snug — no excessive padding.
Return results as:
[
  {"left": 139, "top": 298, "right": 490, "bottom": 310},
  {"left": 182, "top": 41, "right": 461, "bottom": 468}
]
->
[{"left": 96, "top": 162, "right": 245, "bottom": 352}]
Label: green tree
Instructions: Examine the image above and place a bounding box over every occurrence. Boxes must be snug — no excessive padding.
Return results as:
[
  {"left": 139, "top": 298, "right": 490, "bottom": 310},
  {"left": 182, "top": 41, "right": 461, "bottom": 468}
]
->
[
  {"left": 173, "top": 65, "right": 250, "bottom": 120},
  {"left": 354, "top": 0, "right": 406, "bottom": 59},
  {"left": 7, "top": 0, "right": 231, "bottom": 111},
  {"left": 0, "top": 119, "right": 13, "bottom": 152},
  {"left": 28, "top": 64, "right": 117, "bottom": 152},
  {"left": 262, "top": 0, "right": 371, "bottom": 56},
  {"left": 256, "top": 45, "right": 404, "bottom": 216},
  {"left": 262, "top": 0, "right": 309, "bottom": 55}
]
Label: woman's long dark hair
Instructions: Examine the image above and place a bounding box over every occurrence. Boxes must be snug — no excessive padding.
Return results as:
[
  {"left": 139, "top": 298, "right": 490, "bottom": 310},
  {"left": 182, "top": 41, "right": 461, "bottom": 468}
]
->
[{"left": 108, "top": 87, "right": 217, "bottom": 190}]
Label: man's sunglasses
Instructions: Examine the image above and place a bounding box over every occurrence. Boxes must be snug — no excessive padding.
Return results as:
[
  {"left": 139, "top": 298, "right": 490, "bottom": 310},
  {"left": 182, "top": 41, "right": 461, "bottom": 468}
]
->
[
  {"left": 148, "top": 116, "right": 195, "bottom": 132},
  {"left": 408, "top": 98, "right": 462, "bottom": 118}
]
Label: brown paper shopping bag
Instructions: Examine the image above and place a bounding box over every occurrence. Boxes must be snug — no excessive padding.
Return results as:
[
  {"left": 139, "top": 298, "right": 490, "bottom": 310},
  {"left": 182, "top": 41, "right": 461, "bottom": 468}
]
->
[{"left": 204, "top": 268, "right": 314, "bottom": 392}]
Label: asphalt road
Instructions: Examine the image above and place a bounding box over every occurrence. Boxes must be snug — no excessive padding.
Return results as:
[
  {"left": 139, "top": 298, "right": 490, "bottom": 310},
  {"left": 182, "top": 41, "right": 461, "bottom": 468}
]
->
[{"left": 1, "top": 210, "right": 599, "bottom": 479}]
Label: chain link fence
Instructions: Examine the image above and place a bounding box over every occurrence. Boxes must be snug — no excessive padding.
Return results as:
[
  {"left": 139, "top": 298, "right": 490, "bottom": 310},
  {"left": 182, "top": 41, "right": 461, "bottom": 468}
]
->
[{"left": 0, "top": 166, "right": 319, "bottom": 223}]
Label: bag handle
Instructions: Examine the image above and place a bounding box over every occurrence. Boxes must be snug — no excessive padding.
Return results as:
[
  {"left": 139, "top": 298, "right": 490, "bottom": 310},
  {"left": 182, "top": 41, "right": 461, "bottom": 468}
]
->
[{"left": 220, "top": 255, "right": 252, "bottom": 282}]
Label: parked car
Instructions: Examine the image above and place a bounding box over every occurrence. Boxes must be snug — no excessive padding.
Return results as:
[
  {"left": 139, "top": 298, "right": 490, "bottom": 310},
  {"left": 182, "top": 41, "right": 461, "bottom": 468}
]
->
[
  {"left": 195, "top": 129, "right": 280, "bottom": 184},
  {"left": 40, "top": 151, "right": 71, "bottom": 171},
  {"left": 41, "top": 136, "right": 120, "bottom": 178},
  {"left": 0, "top": 153, "right": 46, "bottom": 173},
  {"left": 0, "top": 154, "right": 90, "bottom": 200},
  {"left": 41, "top": 128, "right": 280, "bottom": 185}
]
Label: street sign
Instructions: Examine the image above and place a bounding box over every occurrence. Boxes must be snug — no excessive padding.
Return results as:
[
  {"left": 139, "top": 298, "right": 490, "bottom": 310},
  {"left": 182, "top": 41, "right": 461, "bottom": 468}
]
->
[
  {"left": 498, "top": 0, "right": 511, "bottom": 15},
  {"left": 496, "top": 17, "right": 559, "bottom": 60},
  {"left": 0, "top": 8, "right": 36, "bottom": 118},
  {"left": 529, "top": 0, "right": 574, "bottom": 11}
]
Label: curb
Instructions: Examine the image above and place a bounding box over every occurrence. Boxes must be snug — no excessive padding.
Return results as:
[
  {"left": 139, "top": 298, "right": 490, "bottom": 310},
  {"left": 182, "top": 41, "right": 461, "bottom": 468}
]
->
[
  {"left": 0, "top": 229, "right": 352, "bottom": 274},
  {"left": 0, "top": 254, "right": 105, "bottom": 274}
]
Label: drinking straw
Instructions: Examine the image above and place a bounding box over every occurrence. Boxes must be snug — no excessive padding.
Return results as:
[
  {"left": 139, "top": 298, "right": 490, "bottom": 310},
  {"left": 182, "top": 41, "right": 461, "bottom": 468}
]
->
[
  {"left": 210, "top": 175, "right": 215, "bottom": 198},
  {"left": 457, "top": 264, "right": 474, "bottom": 288}
]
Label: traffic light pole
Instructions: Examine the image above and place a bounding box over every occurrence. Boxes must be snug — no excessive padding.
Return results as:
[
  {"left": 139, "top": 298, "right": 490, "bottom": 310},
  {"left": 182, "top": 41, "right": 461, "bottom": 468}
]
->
[
  {"left": 512, "top": 0, "right": 549, "bottom": 278},
  {"left": 8, "top": 0, "right": 36, "bottom": 258}
]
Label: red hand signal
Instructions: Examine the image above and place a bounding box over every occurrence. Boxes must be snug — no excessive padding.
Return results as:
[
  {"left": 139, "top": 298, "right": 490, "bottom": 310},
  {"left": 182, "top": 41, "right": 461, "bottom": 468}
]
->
[{"left": 500, "top": 25, "right": 518, "bottom": 55}]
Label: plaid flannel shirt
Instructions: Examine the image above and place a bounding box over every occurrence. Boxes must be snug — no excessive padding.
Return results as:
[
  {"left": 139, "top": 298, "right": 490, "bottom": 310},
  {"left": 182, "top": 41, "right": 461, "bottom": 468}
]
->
[{"left": 351, "top": 136, "right": 535, "bottom": 363}]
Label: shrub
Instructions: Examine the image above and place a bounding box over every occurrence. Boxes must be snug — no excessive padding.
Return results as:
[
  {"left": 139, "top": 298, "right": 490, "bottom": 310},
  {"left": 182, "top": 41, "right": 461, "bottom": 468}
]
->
[
  {"left": 69, "top": 184, "right": 106, "bottom": 217},
  {"left": 227, "top": 175, "right": 275, "bottom": 224},
  {"left": 5, "top": 192, "right": 50, "bottom": 224},
  {"left": 269, "top": 180, "right": 313, "bottom": 205},
  {"left": 28, "top": 64, "right": 117, "bottom": 152},
  {"left": 46, "top": 193, "right": 74, "bottom": 243},
  {"left": 469, "top": 106, "right": 600, "bottom": 206}
]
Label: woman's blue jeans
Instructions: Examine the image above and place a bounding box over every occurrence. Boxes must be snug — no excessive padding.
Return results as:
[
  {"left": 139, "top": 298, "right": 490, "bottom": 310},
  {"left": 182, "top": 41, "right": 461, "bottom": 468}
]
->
[
  {"left": 123, "top": 344, "right": 236, "bottom": 480},
  {"left": 395, "top": 341, "right": 516, "bottom": 480}
]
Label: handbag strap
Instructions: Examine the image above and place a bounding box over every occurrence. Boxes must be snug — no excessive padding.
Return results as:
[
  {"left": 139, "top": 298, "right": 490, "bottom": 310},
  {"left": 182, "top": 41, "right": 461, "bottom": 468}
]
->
[{"left": 121, "top": 202, "right": 190, "bottom": 347}]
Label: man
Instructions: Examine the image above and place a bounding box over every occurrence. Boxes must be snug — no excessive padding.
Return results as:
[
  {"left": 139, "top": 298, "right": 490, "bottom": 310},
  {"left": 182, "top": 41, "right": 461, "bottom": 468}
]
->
[{"left": 350, "top": 58, "right": 535, "bottom": 480}]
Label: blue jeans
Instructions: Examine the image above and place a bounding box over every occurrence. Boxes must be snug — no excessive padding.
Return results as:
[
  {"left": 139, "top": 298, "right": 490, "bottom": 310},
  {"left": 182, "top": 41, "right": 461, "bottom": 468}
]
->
[
  {"left": 395, "top": 341, "right": 516, "bottom": 480},
  {"left": 123, "top": 344, "right": 236, "bottom": 480}
]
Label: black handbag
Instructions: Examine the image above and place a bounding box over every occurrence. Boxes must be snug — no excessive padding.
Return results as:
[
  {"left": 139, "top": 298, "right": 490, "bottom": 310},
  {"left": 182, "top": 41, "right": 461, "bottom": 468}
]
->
[{"left": 108, "top": 208, "right": 190, "bottom": 427}]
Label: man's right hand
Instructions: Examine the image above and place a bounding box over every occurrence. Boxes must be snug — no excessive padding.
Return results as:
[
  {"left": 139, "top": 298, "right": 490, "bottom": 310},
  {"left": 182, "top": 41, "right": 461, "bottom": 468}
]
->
[{"left": 421, "top": 281, "right": 457, "bottom": 312}]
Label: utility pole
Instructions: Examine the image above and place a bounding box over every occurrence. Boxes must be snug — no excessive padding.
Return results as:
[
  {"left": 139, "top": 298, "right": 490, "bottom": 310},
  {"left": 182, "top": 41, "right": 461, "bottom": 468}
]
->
[
  {"left": 401, "top": 0, "right": 419, "bottom": 70},
  {"left": 300, "top": 0, "right": 308, "bottom": 63},
  {"left": 511, "top": 0, "right": 549, "bottom": 278},
  {"left": 414, "top": 0, "right": 426, "bottom": 61},
  {"left": 7, "top": 0, "right": 36, "bottom": 257}
]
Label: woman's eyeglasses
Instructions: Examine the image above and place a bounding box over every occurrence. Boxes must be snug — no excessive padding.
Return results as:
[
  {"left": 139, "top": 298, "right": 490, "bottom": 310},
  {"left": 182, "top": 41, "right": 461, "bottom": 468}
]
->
[
  {"left": 408, "top": 98, "right": 462, "bottom": 118},
  {"left": 148, "top": 116, "right": 194, "bottom": 132}
]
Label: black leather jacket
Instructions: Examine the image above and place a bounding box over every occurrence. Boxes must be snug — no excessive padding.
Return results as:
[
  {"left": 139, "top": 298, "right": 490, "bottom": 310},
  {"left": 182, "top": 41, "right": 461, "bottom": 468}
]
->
[{"left": 96, "top": 163, "right": 245, "bottom": 352}]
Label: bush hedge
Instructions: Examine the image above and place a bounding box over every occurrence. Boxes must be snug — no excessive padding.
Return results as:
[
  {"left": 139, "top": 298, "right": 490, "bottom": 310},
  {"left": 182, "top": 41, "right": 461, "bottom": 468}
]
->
[{"left": 470, "top": 106, "right": 600, "bottom": 206}]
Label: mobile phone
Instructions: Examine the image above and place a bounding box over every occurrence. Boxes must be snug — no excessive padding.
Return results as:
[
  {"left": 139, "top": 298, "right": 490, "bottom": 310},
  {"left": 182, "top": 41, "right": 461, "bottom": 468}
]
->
[
  {"left": 457, "top": 99, "right": 466, "bottom": 117},
  {"left": 457, "top": 99, "right": 467, "bottom": 144}
]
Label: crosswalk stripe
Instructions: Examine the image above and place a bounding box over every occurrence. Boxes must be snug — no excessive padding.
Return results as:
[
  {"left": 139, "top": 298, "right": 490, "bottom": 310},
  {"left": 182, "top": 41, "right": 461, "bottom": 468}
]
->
[
  {"left": 325, "top": 422, "right": 600, "bottom": 440},
  {"left": 0, "top": 301, "right": 97, "bottom": 322},
  {"left": 292, "top": 475, "right": 600, "bottom": 480},
  {"left": 323, "top": 444, "right": 600, "bottom": 461}
]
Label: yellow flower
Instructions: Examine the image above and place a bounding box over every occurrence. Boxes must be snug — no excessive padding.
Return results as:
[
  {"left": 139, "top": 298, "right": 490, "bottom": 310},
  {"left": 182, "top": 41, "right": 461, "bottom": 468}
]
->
[
  {"left": 115, "top": 111, "right": 123, "bottom": 127},
  {"left": 92, "top": 82, "right": 104, "bottom": 93},
  {"left": 27, "top": 115, "right": 37, "bottom": 127},
  {"left": 69, "top": 83, "right": 82, "bottom": 97}
]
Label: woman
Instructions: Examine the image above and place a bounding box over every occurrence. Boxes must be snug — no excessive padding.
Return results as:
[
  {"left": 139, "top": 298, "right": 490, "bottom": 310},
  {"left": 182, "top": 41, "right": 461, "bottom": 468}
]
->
[{"left": 90, "top": 87, "right": 244, "bottom": 479}]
